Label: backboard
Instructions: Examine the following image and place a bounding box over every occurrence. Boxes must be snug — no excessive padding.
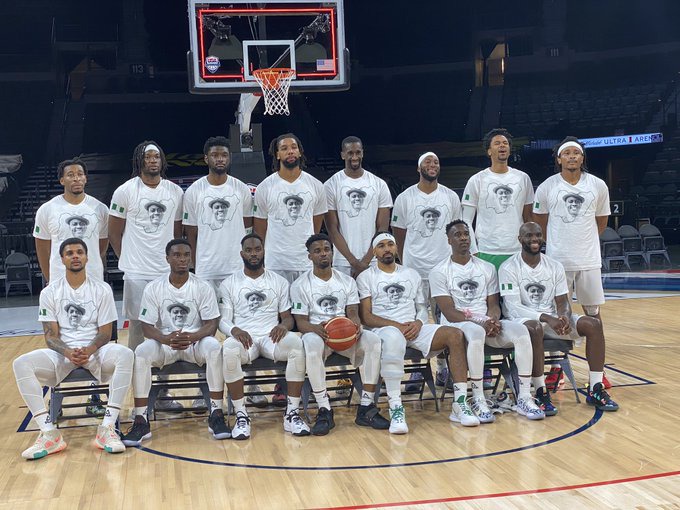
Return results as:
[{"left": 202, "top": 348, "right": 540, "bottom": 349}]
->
[{"left": 187, "top": 0, "right": 349, "bottom": 94}]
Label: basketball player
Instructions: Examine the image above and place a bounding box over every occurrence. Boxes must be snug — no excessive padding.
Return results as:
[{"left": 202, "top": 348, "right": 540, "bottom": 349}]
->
[
  {"left": 109, "top": 141, "right": 184, "bottom": 410},
  {"left": 392, "top": 151, "right": 462, "bottom": 387},
  {"left": 291, "top": 234, "right": 390, "bottom": 435},
  {"left": 324, "top": 136, "right": 392, "bottom": 277},
  {"left": 13, "top": 238, "right": 133, "bottom": 459},
  {"left": 34, "top": 157, "right": 109, "bottom": 284},
  {"left": 219, "top": 233, "right": 309, "bottom": 439},
  {"left": 430, "top": 220, "right": 551, "bottom": 423},
  {"left": 461, "top": 129, "right": 534, "bottom": 269},
  {"left": 122, "top": 239, "right": 229, "bottom": 446},
  {"left": 253, "top": 133, "right": 327, "bottom": 284},
  {"left": 533, "top": 136, "right": 611, "bottom": 389},
  {"left": 357, "top": 232, "right": 469, "bottom": 434},
  {"left": 499, "top": 222, "right": 618, "bottom": 411}
]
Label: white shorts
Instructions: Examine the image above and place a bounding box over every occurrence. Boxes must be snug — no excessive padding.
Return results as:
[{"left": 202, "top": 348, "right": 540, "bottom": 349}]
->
[
  {"left": 36, "top": 343, "right": 130, "bottom": 385},
  {"left": 243, "top": 332, "right": 299, "bottom": 363},
  {"left": 566, "top": 269, "right": 605, "bottom": 306},
  {"left": 140, "top": 336, "right": 218, "bottom": 368},
  {"left": 123, "top": 278, "right": 153, "bottom": 320},
  {"left": 374, "top": 323, "right": 444, "bottom": 359}
]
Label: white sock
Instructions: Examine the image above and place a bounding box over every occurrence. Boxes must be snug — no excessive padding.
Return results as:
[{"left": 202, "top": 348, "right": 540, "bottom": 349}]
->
[
  {"left": 387, "top": 393, "right": 402, "bottom": 409},
  {"left": 34, "top": 412, "right": 56, "bottom": 432},
  {"left": 134, "top": 406, "right": 148, "bottom": 420},
  {"left": 232, "top": 397, "right": 247, "bottom": 415},
  {"left": 210, "top": 399, "right": 222, "bottom": 413},
  {"left": 470, "top": 379, "right": 485, "bottom": 399},
  {"left": 453, "top": 383, "right": 467, "bottom": 404},
  {"left": 589, "top": 371, "right": 604, "bottom": 389},
  {"left": 286, "top": 396, "right": 301, "bottom": 414},
  {"left": 518, "top": 375, "right": 532, "bottom": 399},
  {"left": 101, "top": 407, "right": 120, "bottom": 427},
  {"left": 532, "top": 375, "right": 546, "bottom": 391},
  {"left": 313, "top": 390, "right": 330, "bottom": 410},
  {"left": 360, "top": 391, "right": 375, "bottom": 406}
]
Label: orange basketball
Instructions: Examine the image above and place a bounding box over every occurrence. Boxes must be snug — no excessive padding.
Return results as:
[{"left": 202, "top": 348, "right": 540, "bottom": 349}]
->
[{"left": 324, "top": 316, "right": 358, "bottom": 352}]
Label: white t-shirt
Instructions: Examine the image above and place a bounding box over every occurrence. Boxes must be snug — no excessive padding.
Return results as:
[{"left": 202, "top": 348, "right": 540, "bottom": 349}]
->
[
  {"left": 290, "top": 269, "right": 360, "bottom": 324},
  {"left": 356, "top": 264, "right": 424, "bottom": 324},
  {"left": 138, "top": 273, "right": 219, "bottom": 335},
  {"left": 533, "top": 172, "right": 610, "bottom": 271},
  {"left": 33, "top": 194, "right": 109, "bottom": 281},
  {"left": 38, "top": 276, "right": 118, "bottom": 348},
  {"left": 183, "top": 175, "right": 253, "bottom": 279},
  {"left": 461, "top": 167, "right": 534, "bottom": 255},
  {"left": 498, "top": 253, "right": 569, "bottom": 321},
  {"left": 217, "top": 269, "right": 291, "bottom": 337},
  {"left": 391, "top": 184, "right": 462, "bottom": 278},
  {"left": 109, "top": 177, "right": 183, "bottom": 280},
  {"left": 429, "top": 256, "right": 498, "bottom": 321},
  {"left": 324, "top": 169, "right": 393, "bottom": 267}
]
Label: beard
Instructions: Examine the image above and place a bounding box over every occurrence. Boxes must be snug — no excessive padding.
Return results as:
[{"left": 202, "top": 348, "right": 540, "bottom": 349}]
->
[
  {"left": 211, "top": 162, "right": 231, "bottom": 175},
  {"left": 419, "top": 168, "right": 439, "bottom": 182},
  {"left": 243, "top": 258, "right": 264, "bottom": 271},
  {"left": 281, "top": 157, "right": 301, "bottom": 170}
]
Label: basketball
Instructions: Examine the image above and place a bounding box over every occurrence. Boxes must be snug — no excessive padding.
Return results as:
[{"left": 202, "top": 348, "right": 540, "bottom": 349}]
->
[{"left": 324, "top": 317, "right": 358, "bottom": 351}]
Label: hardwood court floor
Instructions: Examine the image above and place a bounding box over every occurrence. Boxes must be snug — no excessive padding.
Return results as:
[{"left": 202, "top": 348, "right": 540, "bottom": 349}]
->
[{"left": 0, "top": 296, "right": 678, "bottom": 510}]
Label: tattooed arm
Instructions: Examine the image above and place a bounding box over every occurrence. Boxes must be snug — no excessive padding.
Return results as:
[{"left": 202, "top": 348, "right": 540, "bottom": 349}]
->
[{"left": 43, "top": 321, "right": 77, "bottom": 363}]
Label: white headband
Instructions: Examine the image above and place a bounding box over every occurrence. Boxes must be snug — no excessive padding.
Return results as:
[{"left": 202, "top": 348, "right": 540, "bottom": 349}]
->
[
  {"left": 418, "top": 151, "right": 438, "bottom": 167},
  {"left": 144, "top": 144, "right": 160, "bottom": 153},
  {"left": 557, "top": 141, "right": 583, "bottom": 156},
  {"left": 372, "top": 233, "right": 396, "bottom": 249}
]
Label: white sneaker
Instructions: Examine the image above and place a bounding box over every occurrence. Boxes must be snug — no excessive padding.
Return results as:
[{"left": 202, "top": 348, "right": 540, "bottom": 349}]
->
[
  {"left": 21, "top": 429, "right": 67, "bottom": 460},
  {"left": 283, "top": 410, "right": 311, "bottom": 436},
  {"left": 246, "top": 385, "right": 268, "bottom": 407},
  {"left": 388, "top": 405, "right": 408, "bottom": 434},
  {"left": 191, "top": 398, "right": 208, "bottom": 415},
  {"left": 470, "top": 395, "right": 496, "bottom": 424},
  {"left": 516, "top": 396, "right": 546, "bottom": 420},
  {"left": 232, "top": 411, "right": 252, "bottom": 440},
  {"left": 94, "top": 424, "right": 126, "bottom": 453},
  {"left": 449, "top": 399, "right": 481, "bottom": 427}
]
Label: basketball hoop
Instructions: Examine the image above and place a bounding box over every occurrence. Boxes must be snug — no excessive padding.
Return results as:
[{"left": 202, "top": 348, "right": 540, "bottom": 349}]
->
[{"left": 253, "top": 68, "right": 295, "bottom": 116}]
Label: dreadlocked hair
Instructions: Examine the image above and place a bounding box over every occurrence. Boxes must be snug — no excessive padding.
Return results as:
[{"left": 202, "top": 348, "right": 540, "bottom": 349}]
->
[
  {"left": 131, "top": 140, "right": 168, "bottom": 178},
  {"left": 268, "top": 133, "right": 307, "bottom": 173}
]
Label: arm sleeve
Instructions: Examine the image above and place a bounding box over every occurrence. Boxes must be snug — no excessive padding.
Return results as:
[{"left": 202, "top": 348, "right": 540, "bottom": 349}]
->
[{"left": 217, "top": 281, "right": 236, "bottom": 335}]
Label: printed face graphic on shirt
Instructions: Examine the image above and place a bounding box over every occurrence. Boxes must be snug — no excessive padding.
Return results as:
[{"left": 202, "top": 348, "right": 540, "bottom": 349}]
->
[
  {"left": 202, "top": 195, "right": 239, "bottom": 231},
  {"left": 485, "top": 182, "right": 518, "bottom": 214},
  {"left": 240, "top": 289, "right": 273, "bottom": 316},
  {"left": 60, "top": 300, "right": 94, "bottom": 329},
  {"left": 413, "top": 205, "right": 448, "bottom": 237},
  {"left": 339, "top": 187, "right": 371, "bottom": 218},
  {"left": 522, "top": 280, "right": 552, "bottom": 309},
  {"left": 59, "top": 213, "right": 96, "bottom": 240},
  {"left": 555, "top": 190, "right": 594, "bottom": 223},
  {"left": 276, "top": 191, "right": 312, "bottom": 226},
  {"left": 380, "top": 282, "right": 408, "bottom": 310},
  {"left": 456, "top": 278, "right": 480, "bottom": 302},
  {"left": 64, "top": 302, "right": 85, "bottom": 327},
  {"left": 316, "top": 295, "right": 339, "bottom": 315},
  {"left": 138, "top": 198, "right": 174, "bottom": 233},
  {"left": 167, "top": 303, "right": 190, "bottom": 329}
]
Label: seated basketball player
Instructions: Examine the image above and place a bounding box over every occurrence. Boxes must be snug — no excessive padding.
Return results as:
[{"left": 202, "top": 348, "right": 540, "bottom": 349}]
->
[
  {"left": 122, "top": 239, "right": 229, "bottom": 446},
  {"left": 498, "top": 222, "right": 618, "bottom": 411},
  {"left": 356, "top": 232, "right": 469, "bottom": 434},
  {"left": 13, "top": 238, "right": 133, "bottom": 459},
  {"left": 219, "top": 233, "right": 309, "bottom": 439},
  {"left": 430, "top": 220, "right": 552, "bottom": 423},
  {"left": 291, "top": 233, "right": 390, "bottom": 435}
]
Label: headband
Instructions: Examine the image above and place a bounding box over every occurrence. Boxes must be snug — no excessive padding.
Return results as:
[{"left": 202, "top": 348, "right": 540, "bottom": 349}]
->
[
  {"left": 417, "top": 151, "right": 437, "bottom": 167},
  {"left": 372, "top": 233, "right": 396, "bottom": 249},
  {"left": 144, "top": 144, "right": 160, "bottom": 153},
  {"left": 557, "top": 141, "right": 583, "bottom": 156}
]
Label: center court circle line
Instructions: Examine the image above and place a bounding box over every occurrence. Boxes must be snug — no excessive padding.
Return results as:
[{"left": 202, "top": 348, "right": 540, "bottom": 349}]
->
[{"left": 135, "top": 408, "right": 603, "bottom": 471}]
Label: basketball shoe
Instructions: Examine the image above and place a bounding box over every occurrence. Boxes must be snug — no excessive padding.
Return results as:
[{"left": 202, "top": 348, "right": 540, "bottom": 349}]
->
[
  {"left": 388, "top": 405, "right": 408, "bottom": 434},
  {"left": 232, "top": 411, "right": 251, "bottom": 440},
  {"left": 355, "top": 403, "right": 390, "bottom": 429},
  {"left": 536, "top": 387, "right": 558, "bottom": 416},
  {"left": 516, "top": 396, "right": 546, "bottom": 420},
  {"left": 21, "top": 429, "right": 67, "bottom": 460},
  {"left": 586, "top": 383, "right": 619, "bottom": 411},
  {"left": 94, "top": 424, "right": 125, "bottom": 453},
  {"left": 208, "top": 409, "right": 231, "bottom": 440},
  {"left": 122, "top": 415, "right": 152, "bottom": 446},
  {"left": 449, "top": 397, "right": 480, "bottom": 427},
  {"left": 470, "top": 395, "right": 495, "bottom": 423},
  {"left": 311, "top": 407, "right": 335, "bottom": 436},
  {"left": 284, "top": 409, "right": 311, "bottom": 436}
]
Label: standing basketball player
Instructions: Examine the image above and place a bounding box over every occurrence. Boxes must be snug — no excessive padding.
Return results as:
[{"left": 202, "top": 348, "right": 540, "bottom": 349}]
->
[
  {"left": 253, "top": 133, "right": 327, "bottom": 284},
  {"left": 13, "top": 238, "right": 133, "bottom": 459},
  {"left": 122, "top": 239, "right": 229, "bottom": 446},
  {"left": 219, "top": 233, "right": 309, "bottom": 438},
  {"left": 533, "top": 137, "right": 611, "bottom": 389},
  {"left": 499, "top": 222, "right": 618, "bottom": 411},
  {"left": 109, "top": 141, "right": 184, "bottom": 410},
  {"left": 291, "top": 234, "right": 390, "bottom": 435},
  {"left": 357, "top": 232, "right": 469, "bottom": 434},
  {"left": 461, "top": 129, "right": 534, "bottom": 269},
  {"left": 324, "top": 136, "right": 392, "bottom": 277}
]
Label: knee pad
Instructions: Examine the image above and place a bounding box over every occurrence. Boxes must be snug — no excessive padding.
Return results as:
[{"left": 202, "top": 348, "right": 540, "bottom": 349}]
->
[
  {"left": 302, "top": 332, "right": 325, "bottom": 356},
  {"left": 283, "top": 333, "right": 306, "bottom": 380},
  {"left": 360, "top": 330, "right": 382, "bottom": 355},
  {"left": 222, "top": 339, "right": 245, "bottom": 384},
  {"left": 582, "top": 305, "right": 600, "bottom": 316}
]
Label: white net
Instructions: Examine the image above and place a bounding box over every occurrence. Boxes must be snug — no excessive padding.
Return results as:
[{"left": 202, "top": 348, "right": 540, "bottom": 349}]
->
[{"left": 253, "top": 68, "right": 296, "bottom": 116}]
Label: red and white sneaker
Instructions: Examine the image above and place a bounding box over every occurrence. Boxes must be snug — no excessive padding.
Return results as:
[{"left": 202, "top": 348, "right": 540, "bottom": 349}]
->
[
  {"left": 21, "top": 429, "right": 67, "bottom": 460},
  {"left": 545, "top": 367, "right": 565, "bottom": 391}
]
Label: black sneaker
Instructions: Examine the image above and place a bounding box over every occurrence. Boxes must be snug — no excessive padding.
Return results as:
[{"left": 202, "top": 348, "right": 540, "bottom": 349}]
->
[
  {"left": 586, "top": 382, "right": 619, "bottom": 412},
  {"left": 355, "top": 403, "right": 390, "bottom": 430},
  {"left": 311, "top": 407, "right": 335, "bottom": 436},
  {"left": 536, "top": 386, "right": 558, "bottom": 416},
  {"left": 208, "top": 409, "right": 231, "bottom": 440},
  {"left": 122, "top": 415, "right": 151, "bottom": 446}
]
